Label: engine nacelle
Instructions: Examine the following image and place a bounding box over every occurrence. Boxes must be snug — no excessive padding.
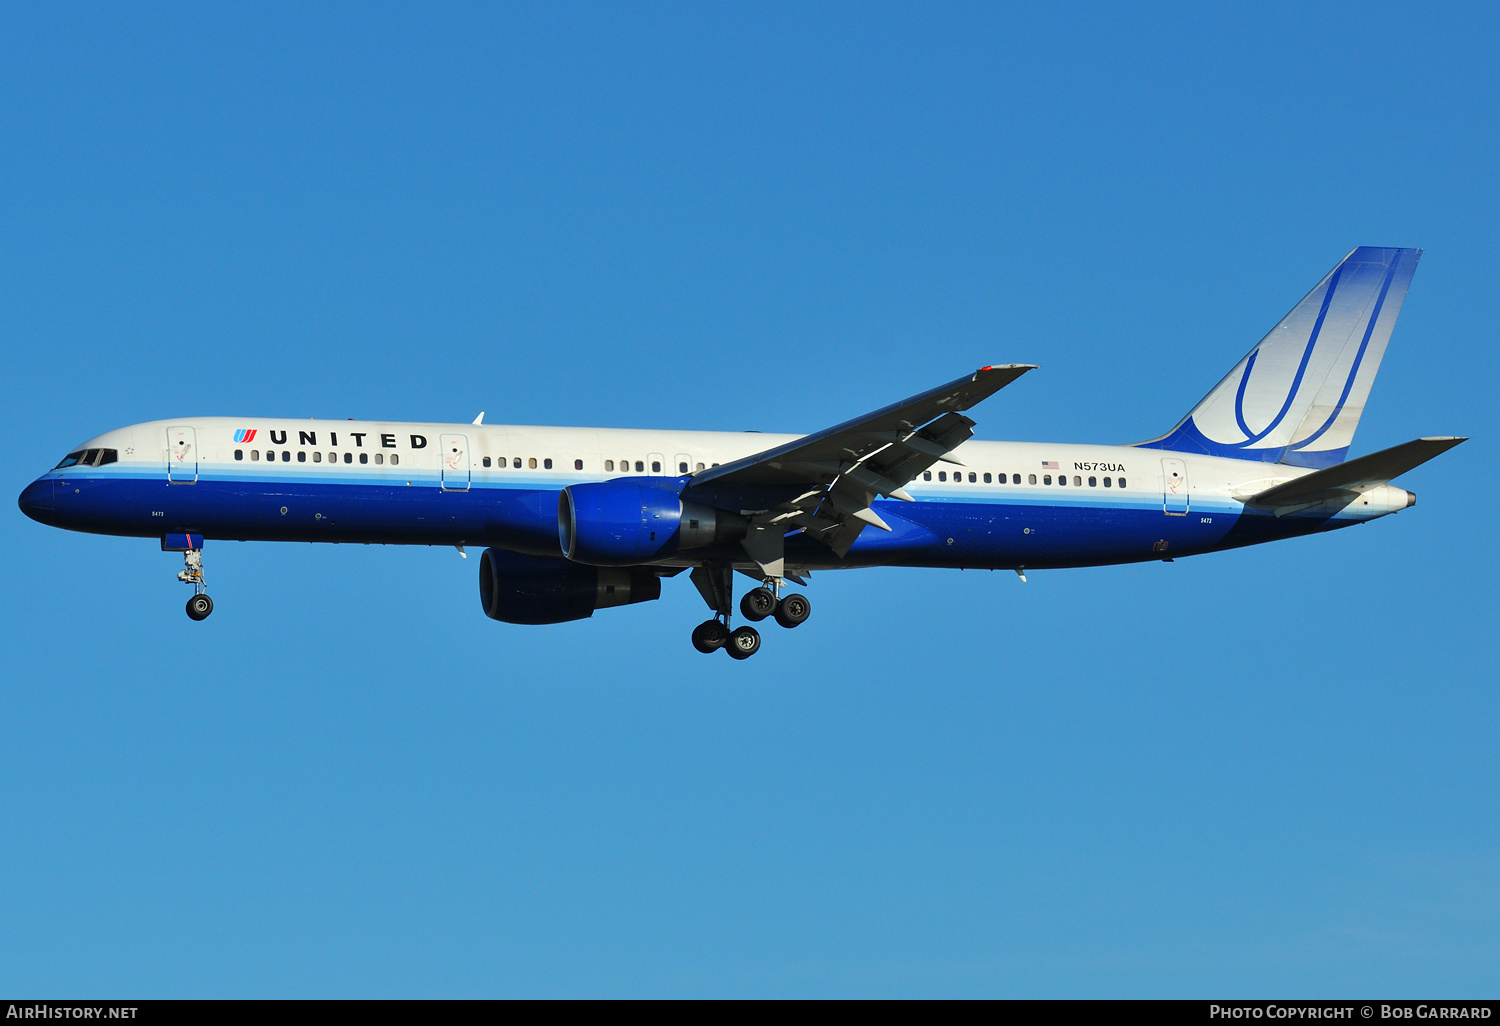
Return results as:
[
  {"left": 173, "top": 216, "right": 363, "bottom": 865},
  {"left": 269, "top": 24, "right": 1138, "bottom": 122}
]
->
[
  {"left": 478, "top": 547, "right": 661, "bottom": 624},
  {"left": 558, "top": 479, "right": 745, "bottom": 566}
]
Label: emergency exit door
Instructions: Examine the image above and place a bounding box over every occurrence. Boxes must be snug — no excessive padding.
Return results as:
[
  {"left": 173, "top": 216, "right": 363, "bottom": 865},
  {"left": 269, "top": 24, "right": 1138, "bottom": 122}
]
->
[
  {"left": 440, "top": 434, "right": 471, "bottom": 491},
  {"left": 167, "top": 426, "right": 198, "bottom": 484}
]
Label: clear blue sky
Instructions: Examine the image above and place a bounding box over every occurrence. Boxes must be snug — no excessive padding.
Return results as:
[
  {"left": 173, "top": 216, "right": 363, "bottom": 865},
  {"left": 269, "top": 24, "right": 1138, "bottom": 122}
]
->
[{"left": 1, "top": 2, "right": 1495, "bottom": 997}]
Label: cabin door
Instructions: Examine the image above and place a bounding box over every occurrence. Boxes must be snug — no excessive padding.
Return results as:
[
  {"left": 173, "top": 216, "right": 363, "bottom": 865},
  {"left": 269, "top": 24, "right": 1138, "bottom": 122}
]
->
[
  {"left": 167, "top": 426, "right": 198, "bottom": 484},
  {"left": 1161, "top": 458, "right": 1188, "bottom": 515},
  {"left": 440, "top": 434, "right": 471, "bottom": 491}
]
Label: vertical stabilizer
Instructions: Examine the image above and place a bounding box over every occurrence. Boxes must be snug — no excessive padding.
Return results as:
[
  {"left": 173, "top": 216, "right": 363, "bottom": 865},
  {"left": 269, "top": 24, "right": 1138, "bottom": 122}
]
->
[{"left": 1138, "top": 247, "right": 1421, "bottom": 467}]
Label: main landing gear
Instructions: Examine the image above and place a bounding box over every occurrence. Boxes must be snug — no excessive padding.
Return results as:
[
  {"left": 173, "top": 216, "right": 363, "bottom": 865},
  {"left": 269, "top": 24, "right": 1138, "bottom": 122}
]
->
[
  {"left": 688, "top": 566, "right": 811, "bottom": 659},
  {"left": 178, "top": 548, "right": 214, "bottom": 621},
  {"left": 740, "top": 587, "right": 810, "bottom": 629}
]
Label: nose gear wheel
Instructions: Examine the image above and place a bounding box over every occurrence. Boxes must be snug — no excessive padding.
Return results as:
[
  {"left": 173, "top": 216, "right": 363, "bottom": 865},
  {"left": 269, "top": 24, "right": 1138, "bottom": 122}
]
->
[{"left": 176, "top": 548, "right": 214, "bottom": 620}]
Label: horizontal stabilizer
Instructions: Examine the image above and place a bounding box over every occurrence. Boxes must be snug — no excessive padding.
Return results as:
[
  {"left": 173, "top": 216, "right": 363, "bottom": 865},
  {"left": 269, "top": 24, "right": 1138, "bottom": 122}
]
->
[{"left": 1243, "top": 436, "right": 1466, "bottom": 507}]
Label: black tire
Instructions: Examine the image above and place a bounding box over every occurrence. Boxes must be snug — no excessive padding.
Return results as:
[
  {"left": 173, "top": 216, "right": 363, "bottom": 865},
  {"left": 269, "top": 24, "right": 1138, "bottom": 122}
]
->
[
  {"left": 691, "top": 619, "right": 729, "bottom": 653},
  {"left": 726, "top": 625, "right": 760, "bottom": 659},
  {"left": 774, "top": 592, "right": 810, "bottom": 629},
  {"left": 186, "top": 594, "right": 214, "bottom": 621},
  {"left": 740, "top": 587, "right": 776, "bottom": 622}
]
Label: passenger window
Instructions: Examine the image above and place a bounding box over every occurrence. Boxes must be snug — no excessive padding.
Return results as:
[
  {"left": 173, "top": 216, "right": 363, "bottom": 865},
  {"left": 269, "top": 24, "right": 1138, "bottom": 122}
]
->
[
  {"left": 605, "top": 460, "right": 614, "bottom": 471},
  {"left": 1088, "top": 476, "right": 1096, "bottom": 487},
  {"left": 678, "top": 461, "right": 688, "bottom": 473},
  {"left": 311, "top": 452, "right": 320, "bottom": 463},
  {"left": 528, "top": 458, "right": 537, "bottom": 469},
  {"left": 938, "top": 471, "right": 947, "bottom": 481},
  {"left": 1012, "top": 474, "right": 1021, "bottom": 484},
  {"left": 651, "top": 461, "right": 661, "bottom": 473},
  {"left": 360, "top": 453, "right": 368, "bottom": 464},
  {"left": 1043, "top": 475, "right": 1051, "bottom": 485},
  {"left": 544, "top": 458, "right": 553, "bottom": 470},
  {"left": 1103, "top": 477, "right": 1112, "bottom": 487},
  {"left": 390, "top": 454, "right": 399, "bottom": 466},
  {"left": 1119, "top": 477, "right": 1126, "bottom": 488},
  {"left": 1028, "top": 474, "right": 1036, "bottom": 484},
  {"left": 327, "top": 453, "right": 335, "bottom": 464},
  {"left": 251, "top": 450, "right": 260, "bottom": 462},
  {"left": 696, "top": 462, "right": 705, "bottom": 471},
  {"left": 374, "top": 453, "right": 383, "bottom": 465},
  {"left": 297, "top": 451, "right": 307, "bottom": 463},
  {"left": 575, "top": 459, "right": 584, "bottom": 471},
  {"left": 923, "top": 471, "right": 931, "bottom": 481},
  {"left": 983, "top": 473, "right": 991, "bottom": 483},
  {"left": 969, "top": 472, "right": 977, "bottom": 482},
  {"left": 635, "top": 461, "right": 644, "bottom": 472},
  {"left": 482, "top": 457, "right": 491, "bottom": 468},
  {"left": 1073, "top": 475, "right": 1081, "bottom": 486},
  {"left": 235, "top": 450, "right": 243, "bottom": 461},
  {"left": 513, "top": 458, "right": 521, "bottom": 469}
]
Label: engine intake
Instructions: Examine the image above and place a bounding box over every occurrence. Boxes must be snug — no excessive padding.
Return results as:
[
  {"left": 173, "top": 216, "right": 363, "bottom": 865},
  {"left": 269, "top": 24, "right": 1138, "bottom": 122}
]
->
[
  {"left": 478, "top": 547, "right": 660, "bottom": 624},
  {"left": 559, "top": 479, "right": 745, "bottom": 565}
]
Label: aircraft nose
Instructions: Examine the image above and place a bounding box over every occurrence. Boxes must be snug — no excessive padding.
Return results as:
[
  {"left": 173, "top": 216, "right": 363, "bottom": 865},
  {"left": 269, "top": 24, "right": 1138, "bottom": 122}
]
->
[{"left": 17, "top": 478, "right": 54, "bottom": 522}]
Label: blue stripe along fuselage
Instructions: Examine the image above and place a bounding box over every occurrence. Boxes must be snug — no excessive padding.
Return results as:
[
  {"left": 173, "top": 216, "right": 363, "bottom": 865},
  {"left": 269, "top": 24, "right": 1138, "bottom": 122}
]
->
[{"left": 38, "top": 465, "right": 1354, "bottom": 572}]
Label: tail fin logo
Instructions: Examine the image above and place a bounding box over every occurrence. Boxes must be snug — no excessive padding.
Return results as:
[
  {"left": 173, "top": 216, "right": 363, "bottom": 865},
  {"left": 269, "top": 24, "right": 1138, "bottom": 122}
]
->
[
  {"left": 234, "top": 429, "right": 257, "bottom": 444},
  {"left": 1138, "top": 247, "right": 1421, "bottom": 468}
]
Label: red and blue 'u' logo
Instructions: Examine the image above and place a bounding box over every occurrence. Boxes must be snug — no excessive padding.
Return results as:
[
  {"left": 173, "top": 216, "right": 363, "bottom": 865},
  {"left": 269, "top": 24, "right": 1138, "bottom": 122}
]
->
[{"left": 234, "top": 429, "right": 257, "bottom": 443}]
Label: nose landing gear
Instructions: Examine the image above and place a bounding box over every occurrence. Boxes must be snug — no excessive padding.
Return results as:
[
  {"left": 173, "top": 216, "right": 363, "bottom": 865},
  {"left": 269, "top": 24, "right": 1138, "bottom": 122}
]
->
[{"left": 177, "top": 547, "right": 214, "bottom": 620}]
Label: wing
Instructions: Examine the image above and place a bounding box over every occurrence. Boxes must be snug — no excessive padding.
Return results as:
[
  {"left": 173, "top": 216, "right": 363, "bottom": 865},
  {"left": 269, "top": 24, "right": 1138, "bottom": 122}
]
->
[{"left": 684, "top": 364, "right": 1036, "bottom": 571}]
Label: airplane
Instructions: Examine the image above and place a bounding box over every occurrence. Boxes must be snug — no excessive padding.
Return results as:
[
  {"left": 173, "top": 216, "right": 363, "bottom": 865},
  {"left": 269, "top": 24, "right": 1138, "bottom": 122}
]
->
[{"left": 17, "top": 246, "right": 1465, "bottom": 659}]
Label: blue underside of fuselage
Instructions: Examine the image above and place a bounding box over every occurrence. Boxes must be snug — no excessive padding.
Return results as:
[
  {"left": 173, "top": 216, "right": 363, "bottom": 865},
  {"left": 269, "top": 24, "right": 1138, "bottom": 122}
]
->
[{"left": 25, "top": 468, "right": 1351, "bottom": 570}]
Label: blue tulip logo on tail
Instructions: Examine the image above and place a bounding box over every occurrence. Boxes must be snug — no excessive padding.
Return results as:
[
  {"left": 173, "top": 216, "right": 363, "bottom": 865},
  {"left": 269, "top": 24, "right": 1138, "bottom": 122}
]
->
[{"left": 1138, "top": 247, "right": 1421, "bottom": 468}]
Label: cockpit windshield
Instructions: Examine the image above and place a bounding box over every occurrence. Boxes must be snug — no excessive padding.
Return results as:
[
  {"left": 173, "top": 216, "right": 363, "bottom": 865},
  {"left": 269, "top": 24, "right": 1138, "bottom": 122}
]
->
[{"left": 54, "top": 448, "right": 118, "bottom": 469}]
